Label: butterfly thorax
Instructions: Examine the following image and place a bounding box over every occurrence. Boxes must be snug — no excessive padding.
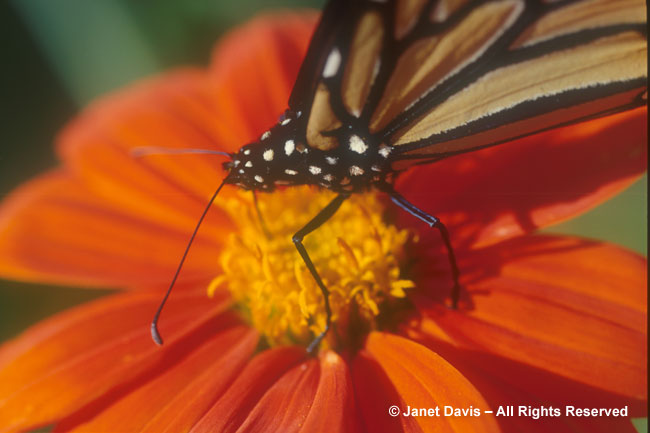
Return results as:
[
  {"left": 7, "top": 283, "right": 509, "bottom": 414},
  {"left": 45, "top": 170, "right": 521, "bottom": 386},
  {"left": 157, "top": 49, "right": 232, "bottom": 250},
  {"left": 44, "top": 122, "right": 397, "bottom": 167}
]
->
[{"left": 224, "top": 110, "right": 395, "bottom": 193}]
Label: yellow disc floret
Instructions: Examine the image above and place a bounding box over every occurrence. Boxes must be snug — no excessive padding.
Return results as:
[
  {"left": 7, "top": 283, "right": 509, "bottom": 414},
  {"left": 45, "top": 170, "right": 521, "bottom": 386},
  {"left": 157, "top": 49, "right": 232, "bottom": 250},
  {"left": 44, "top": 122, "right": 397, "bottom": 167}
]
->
[{"left": 210, "top": 186, "right": 415, "bottom": 348}]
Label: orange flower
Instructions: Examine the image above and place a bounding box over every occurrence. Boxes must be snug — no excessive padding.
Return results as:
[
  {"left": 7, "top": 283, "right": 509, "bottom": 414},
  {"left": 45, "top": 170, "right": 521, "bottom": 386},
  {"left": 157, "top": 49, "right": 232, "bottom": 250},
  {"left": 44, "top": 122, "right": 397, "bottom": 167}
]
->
[{"left": 0, "top": 11, "right": 646, "bottom": 433}]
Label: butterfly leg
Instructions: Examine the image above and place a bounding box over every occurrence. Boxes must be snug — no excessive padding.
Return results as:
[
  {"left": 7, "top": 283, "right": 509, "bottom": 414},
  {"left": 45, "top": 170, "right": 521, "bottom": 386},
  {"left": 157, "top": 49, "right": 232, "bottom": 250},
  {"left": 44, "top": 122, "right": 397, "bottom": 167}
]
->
[
  {"left": 292, "top": 193, "right": 349, "bottom": 353},
  {"left": 389, "top": 190, "right": 461, "bottom": 308}
]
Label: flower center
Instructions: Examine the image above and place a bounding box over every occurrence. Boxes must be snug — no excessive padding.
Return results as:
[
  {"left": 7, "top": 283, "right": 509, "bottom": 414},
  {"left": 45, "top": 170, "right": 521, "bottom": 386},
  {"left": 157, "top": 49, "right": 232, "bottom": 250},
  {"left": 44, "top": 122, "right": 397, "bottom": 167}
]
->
[{"left": 210, "top": 186, "right": 415, "bottom": 349}]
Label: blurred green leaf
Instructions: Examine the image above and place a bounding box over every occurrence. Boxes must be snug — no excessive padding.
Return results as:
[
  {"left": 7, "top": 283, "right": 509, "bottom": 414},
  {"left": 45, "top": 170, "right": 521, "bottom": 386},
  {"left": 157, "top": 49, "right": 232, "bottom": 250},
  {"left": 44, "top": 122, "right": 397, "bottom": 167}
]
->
[
  {"left": 544, "top": 175, "right": 647, "bottom": 255},
  {"left": 11, "top": 0, "right": 160, "bottom": 105}
]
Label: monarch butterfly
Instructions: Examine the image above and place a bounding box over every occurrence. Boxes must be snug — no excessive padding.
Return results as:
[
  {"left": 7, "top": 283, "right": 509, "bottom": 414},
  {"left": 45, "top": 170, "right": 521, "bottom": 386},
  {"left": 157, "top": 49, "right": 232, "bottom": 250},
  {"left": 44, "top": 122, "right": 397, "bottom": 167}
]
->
[{"left": 151, "top": 0, "right": 647, "bottom": 351}]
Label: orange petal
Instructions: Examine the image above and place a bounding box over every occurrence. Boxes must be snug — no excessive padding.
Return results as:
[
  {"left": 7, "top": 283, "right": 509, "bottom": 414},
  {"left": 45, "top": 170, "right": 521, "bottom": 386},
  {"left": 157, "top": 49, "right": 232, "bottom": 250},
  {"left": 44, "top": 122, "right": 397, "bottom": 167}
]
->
[
  {"left": 396, "top": 107, "right": 647, "bottom": 247},
  {"left": 59, "top": 326, "right": 258, "bottom": 432},
  {"left": 209, "top": 12, "right": 319, "bottom": 141},
  {"left": 408, "top": 235, "right": 647, "bottom": 401},
  {"left": 234, "top": 359, "right": 320, "bottom": 432},
  {"left": 358, "top": 332, "right": 500, "bottom": 433},
  {"left": 0, "top": 170, "right": 231, "bottom": 288},
  {"left": 352, "top": 350, "right": 420, "bottom": 433},
  {"left": 58, "top": 69, "right": 241, "bottom": 225},
  {"left": 191, "top": 346, "right": 307, "bottom": 432},
  {"left": 0, "top": 289, "right": 230, "bottom": 431},
  {"left": 301, "top": 351, "right": 363, "bottom": 433},
  {"left": 221, "top": 352, "right": 363, "bottom": 433},
  {"left": 396, "top": 339, "right": 645, "bottom": 433}
]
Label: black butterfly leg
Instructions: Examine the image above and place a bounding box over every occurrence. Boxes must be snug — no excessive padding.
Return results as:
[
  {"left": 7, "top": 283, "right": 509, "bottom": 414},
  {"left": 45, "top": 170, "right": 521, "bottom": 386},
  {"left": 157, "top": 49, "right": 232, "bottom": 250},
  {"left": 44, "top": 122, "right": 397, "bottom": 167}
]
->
[
  {"left": 389, "top": 190, "right": 461, "bottom": 308},
  {"left": 292, "top": 193, "right": 349, "bottom": 353}
]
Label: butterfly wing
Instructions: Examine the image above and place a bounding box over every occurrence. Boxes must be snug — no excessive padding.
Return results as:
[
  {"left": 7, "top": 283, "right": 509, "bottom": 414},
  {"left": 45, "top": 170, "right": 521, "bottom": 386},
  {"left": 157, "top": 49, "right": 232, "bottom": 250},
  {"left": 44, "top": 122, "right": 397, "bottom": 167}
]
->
[{"left": 290, "top": 0, "right": 647, "bottom": 169}]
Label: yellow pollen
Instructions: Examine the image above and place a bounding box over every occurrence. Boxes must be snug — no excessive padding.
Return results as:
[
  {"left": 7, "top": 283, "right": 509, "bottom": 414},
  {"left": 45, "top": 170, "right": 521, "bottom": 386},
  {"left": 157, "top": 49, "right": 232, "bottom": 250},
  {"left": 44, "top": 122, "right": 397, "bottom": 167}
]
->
[{"left": 213, "top": 186, "right": 414, "bottom": 348}]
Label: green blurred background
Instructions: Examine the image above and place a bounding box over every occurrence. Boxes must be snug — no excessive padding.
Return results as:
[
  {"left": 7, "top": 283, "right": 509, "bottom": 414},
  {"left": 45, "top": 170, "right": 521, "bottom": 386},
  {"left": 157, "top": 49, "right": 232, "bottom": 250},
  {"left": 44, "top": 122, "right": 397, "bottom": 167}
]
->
[{"left": 0, "top": 1, "right": 646, "bottom": 430}]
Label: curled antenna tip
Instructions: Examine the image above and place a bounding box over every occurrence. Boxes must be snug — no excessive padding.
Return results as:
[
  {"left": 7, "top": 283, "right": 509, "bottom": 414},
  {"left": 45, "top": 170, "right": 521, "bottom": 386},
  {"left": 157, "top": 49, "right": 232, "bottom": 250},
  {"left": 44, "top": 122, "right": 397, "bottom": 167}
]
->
[{"left": 151, "top": 322, "right": 164, "bottom": 346}]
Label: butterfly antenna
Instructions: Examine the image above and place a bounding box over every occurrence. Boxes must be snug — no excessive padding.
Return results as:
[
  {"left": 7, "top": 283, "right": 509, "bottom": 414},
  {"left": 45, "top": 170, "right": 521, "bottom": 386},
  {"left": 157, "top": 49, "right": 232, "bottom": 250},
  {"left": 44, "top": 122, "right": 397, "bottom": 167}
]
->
[
  {"left": 132, "top": 146, "right": 232, "bottom": 158},
  {"left": 151, "top": 178, "right": 228, "bottom": 345}
]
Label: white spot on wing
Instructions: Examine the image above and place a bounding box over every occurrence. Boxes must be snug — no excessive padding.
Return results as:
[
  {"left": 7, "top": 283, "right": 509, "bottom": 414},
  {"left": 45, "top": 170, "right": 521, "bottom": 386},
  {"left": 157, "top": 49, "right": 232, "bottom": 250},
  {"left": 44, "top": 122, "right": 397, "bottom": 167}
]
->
[
  {"left": 431, "top": 1, "right": 449, "bottom": 22},
  {"left": 325, "top": 156, "right": 338, "bottom": 165},
  {"left": 243, "top": 149, "right": 251, "bottom": 155},
  {"left": 323, "top": 174, "right": 333, "bottom": 182},
  {"left": 245, "top": 161, "right": 253, "bottom": 168},
  {"left": 261, "top": 131, "right": 271, "bottom": 140},
  {"left": 263, "top": 149, "right": 274, "bottom": 161},
  {"left": 372, "top": 58, "right": 381, "bottom": 81},
  {"left": 280, "top": 118, "right": 291, "bottom": 125},
  {"left": 285, "top": 169, "right": 297, "bottom": 175},
  {"left": 349, "top": 135, "right": 368, "bottom": 154},
  {"left": 285, "top": 140, "right": 295, "bottom": 156},
  {"left": 309, "top": 166, "right": 322, "bottom": 175},
  {"left": 323, "top": 48, "right": 341, "bottom": 78},
  {"left": 255, "top": 175, "right": 264, "bottom": 183},
  {"left": 350, "top": 166, "right": 364, "bottom": 176}
]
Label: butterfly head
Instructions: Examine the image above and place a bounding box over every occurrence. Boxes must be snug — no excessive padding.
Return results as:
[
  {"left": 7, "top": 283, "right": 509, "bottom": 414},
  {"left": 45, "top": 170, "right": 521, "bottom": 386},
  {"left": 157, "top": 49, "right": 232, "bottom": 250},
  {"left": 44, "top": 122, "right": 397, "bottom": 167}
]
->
[{"left": 222, "top": 110, "right": 312, "bottom": 192}]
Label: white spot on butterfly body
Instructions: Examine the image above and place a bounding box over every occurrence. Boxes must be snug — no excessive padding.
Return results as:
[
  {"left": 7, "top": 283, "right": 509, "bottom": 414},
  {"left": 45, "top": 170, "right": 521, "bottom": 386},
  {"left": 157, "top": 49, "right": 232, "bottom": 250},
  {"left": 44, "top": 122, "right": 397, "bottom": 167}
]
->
[
  {"left": 349, "top": 135, "right": 368, "bottom": 154},
  {"left": 325, "top": 156, "right": 338, "bottom": 165},
  {"left": 309, "top": 166, "right": 322, "bottom": 175},
  {"left": 255, "top": 175, "right": 264, "bottom": 183},
  {"left": 323, "top": 48, "right": 341, "bottom": 78},
  {"left": 350, "top": 166, "right": 364, "bottom": 176},
  {"left": 245, "top": 161, "right": 253, "bottom": 168},
  {"left": 378, "top": 144, "right": 391, "bottom": 158},
  {"left": 285, "top": 169, "right": 297, "bottom": 175},
  {"left": 285, "top": 140, "right": 295, "bottom": 156},
  {"left": 263, "top": 149, "right": 274, "bottom": 161},
  {"left": 261, "top": 131, "right": 271, "bottom": 140}
]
